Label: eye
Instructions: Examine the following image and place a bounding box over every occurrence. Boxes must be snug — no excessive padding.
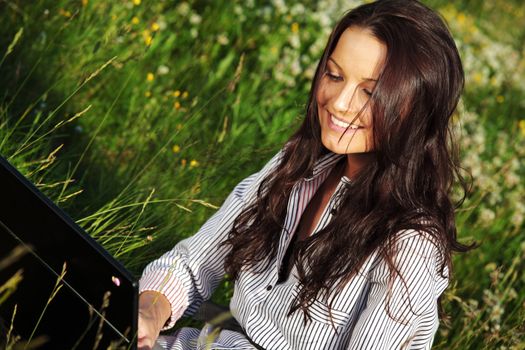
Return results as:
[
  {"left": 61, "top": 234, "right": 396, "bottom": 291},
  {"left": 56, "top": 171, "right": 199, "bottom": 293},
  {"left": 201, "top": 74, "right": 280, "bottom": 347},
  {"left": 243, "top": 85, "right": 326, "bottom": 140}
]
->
[
  {"left": 363, "top": 89, "right": 372, "bottom": 96},
  {"left": 324, "top": 69, "right": 342, "bottom": 82}
]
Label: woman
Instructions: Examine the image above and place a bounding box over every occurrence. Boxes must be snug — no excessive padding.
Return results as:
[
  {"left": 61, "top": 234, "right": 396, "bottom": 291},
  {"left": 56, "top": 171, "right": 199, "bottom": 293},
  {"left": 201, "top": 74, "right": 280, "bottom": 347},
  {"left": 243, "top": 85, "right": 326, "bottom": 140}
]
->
[{"left": 138, "top": 0, "right": 473, "bottom": 349}]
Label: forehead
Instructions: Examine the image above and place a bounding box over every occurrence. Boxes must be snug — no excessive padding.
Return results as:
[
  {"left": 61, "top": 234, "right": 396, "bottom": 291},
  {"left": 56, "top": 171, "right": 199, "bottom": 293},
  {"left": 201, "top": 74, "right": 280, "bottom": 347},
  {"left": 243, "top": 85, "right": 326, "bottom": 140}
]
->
[{"left": 329, "top": 26, "right": 386, "bottom": 80}]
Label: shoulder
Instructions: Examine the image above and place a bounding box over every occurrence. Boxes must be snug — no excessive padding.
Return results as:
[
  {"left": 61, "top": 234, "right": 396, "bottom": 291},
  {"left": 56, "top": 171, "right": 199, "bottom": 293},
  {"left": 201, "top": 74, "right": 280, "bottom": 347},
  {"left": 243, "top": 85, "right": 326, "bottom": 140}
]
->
[
  {"left": 396, "top": 229, "right": 447, "bottom": 271},
  {"left": 230, "top": 146, "right": 286, "bottom": 203},
  {"left": 370, "top": 229, "right": 449, "bottom": 287},
  {"left": 393, "top": 228, "right": 445, "bottom": 263}
]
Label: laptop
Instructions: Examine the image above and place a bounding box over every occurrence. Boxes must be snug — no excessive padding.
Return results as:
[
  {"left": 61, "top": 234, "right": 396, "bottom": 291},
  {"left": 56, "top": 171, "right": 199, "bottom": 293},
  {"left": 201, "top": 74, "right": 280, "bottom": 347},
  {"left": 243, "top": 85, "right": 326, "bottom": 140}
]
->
[{"left": 0, "top": 155, "right": 139, "bottom": 349}]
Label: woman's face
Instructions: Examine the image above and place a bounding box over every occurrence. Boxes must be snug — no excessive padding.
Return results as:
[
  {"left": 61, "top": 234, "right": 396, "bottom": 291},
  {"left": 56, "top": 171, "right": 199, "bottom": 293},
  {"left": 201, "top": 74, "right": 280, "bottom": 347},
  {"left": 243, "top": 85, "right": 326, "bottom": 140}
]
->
[{"left": 316, "top": 26, "right": 386, "bottom": 155}]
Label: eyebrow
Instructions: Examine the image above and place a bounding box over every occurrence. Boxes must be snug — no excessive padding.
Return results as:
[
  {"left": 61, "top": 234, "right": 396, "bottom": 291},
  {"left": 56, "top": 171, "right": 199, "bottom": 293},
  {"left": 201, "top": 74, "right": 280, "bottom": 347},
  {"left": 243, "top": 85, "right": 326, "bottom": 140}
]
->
[{"left": 328, "top": 56, "right": 378, "bottom": 82}]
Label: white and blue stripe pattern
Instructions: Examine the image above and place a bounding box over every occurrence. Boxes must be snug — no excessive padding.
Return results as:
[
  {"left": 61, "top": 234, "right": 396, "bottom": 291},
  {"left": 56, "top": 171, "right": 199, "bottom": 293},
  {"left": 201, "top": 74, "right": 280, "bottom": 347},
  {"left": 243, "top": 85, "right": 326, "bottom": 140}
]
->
[{"left": 140, "top": 148, "right": 449, "bottom": 349}]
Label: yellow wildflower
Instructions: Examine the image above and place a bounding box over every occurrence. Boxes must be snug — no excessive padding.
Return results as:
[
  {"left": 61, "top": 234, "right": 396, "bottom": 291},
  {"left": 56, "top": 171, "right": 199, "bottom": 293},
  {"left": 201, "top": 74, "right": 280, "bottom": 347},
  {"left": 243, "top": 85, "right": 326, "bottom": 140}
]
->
[
  {"left": 131, "top": 16, "right": 140, "bottom": 25},
  {"left": 472, "top": 72, "right": 483, "bottom": 84},
  {"left": 82, "top": 0, "right": 88, "bottom": 6},
  {"left": 151, "top": 22, "right": 160, "bottom": 32},
  {"left": 173, "top": 90, "right": 181, "bottom": 97},
  {"left": 181, "top": 159, "right": 187, "bottom": 167},
  {"left": 145, "top": 91, "right": 151, "bottom": 97},
  {"left": 270, "top": 46, "right": 278, "bottom": 55},
  {"left": 174, "top": 101, "right": 181, "bottom": 110},
  {"left": 172, "top": 145, "right": 181, "bottom": 153},
  {"left": 59, "top": 9, "right": 72, "bottom": 17},
  {"left": 519, "top": 120, "right": 525, "bottom": 136},
  {"left": 468, "top": 23, "right": 477, "bottom": 35},
  {"left": 176, "top": 123, "right": 183, "bottom": 131},
  {"left": 182, "top": 91, "right": 189, "bottom": 99},
  {"left": 147, "top": 72, "right": 154, "bottom": 82},
  {"left": 291, "top": 22, "right": 299, "bottom": 33},
  {"left": 439, "top": 5, "right": 454, "bottom": 23},
  {"left": 451, "top": 111, "right": 460, "bottom": 124},
  {"left": 190, "top": 159, "right": 199, "bottom": 168},
  {"left": 496, "top": 95, "right": 505, "bottom": 103},
  {"left": 133, "top": 0, "right": 141, "bottom": 5},
  {"left": 142, "top": 30, "right": 153, "bottom": 46},
  {"left": 457, "top": 12, "right": 466, "bottom": 26}
]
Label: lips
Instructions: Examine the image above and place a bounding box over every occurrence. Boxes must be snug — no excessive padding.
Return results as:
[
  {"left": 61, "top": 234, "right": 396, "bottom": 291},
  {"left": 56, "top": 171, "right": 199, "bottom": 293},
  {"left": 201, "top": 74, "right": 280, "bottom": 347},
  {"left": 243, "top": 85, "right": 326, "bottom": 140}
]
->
[{"left": 329, "top": 113, "right": 364, "bottom": 130}]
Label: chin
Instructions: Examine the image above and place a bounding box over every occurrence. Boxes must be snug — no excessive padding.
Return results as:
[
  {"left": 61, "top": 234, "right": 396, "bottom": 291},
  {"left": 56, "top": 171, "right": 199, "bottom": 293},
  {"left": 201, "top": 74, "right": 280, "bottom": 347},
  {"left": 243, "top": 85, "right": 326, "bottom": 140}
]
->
[{"left": 320, "top": 132, "right": 369, "bottom": 155}]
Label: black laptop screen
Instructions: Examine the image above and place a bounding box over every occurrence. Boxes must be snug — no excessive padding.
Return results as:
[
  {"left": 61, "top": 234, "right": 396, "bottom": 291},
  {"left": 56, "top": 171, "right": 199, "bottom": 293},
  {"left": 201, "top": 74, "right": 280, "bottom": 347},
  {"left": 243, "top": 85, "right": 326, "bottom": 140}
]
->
[{"left": 0, "top": 157, "right": 138, "bottom": 349}]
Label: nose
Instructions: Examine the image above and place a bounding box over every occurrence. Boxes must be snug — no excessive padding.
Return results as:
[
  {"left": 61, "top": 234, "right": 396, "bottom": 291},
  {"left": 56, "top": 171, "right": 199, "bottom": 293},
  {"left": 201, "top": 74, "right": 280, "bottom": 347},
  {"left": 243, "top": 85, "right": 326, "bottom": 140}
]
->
[{"left": 333, "top": 83, "right": 360, "bottom": 115}]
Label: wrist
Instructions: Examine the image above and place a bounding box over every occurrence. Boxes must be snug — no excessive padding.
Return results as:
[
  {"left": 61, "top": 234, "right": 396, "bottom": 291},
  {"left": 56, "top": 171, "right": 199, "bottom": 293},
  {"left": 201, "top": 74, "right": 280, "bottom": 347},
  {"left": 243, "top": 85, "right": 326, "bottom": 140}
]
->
[{"left": 139, "top": 291, "right": 172, "bottom": 330}]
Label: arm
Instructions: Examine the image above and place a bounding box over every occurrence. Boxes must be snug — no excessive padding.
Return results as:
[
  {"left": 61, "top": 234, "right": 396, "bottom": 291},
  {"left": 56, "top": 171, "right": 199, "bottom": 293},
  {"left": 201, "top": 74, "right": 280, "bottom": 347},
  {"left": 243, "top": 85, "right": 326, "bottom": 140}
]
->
[
  {"left": 138, "top": 148, "right": 285, "bottom": 329},
  {"left": 137, "top": 291, "right": 171, "bottom": 349},
  {"left": 347, "top": 230, "right": 449, "bottom": 350}
]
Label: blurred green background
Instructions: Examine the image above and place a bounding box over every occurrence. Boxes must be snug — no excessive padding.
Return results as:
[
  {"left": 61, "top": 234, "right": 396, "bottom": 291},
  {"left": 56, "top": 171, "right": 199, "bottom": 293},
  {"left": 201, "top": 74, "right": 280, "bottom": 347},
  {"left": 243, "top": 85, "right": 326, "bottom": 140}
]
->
[{"left": 0, "top": 0, "right": 524, "bottom": 348}]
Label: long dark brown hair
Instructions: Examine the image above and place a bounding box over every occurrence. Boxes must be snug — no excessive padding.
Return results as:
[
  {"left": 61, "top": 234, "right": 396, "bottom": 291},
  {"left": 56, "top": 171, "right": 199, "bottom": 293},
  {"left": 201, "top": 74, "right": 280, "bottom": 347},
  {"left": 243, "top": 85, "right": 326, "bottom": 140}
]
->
[{"left": 222, "top": 0, "right": 475, "bottom": 322}]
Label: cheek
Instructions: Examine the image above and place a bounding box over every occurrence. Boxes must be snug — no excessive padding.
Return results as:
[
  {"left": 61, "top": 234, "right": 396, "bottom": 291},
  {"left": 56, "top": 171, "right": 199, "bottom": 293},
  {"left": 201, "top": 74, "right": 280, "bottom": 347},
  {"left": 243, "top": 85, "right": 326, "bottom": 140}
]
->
[
  {"left": 316, "top": 81, "right": 329, "bottom": 106},
  {"left": 360, "top": 105, "right": 374, "bottom": 127},
  {"left": 363, "top": 113, "right": 373, "bottom": 128}
]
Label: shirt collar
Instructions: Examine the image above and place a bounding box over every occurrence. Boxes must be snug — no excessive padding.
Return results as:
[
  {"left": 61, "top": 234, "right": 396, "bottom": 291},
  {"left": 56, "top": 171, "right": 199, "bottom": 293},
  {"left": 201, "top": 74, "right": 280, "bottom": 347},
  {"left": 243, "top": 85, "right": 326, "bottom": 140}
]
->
[{"left": 304, "top": 151, "right": 351, "bottom": 184}]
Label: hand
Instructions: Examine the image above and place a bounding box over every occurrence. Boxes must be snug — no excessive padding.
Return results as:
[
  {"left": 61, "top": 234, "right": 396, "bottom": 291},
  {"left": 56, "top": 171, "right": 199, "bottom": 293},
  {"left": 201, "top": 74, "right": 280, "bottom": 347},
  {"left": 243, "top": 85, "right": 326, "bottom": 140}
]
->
[{"left": 138, "top": 291, "right": 171, "bottom": 350}]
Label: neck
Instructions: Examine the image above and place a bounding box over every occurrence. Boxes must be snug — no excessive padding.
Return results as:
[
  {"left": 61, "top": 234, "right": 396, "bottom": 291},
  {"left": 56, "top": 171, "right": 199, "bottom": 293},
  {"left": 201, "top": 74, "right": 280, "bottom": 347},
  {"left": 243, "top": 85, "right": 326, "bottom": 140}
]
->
[{"left": 344, "top": 153, "right": 374, "bottom": 179}]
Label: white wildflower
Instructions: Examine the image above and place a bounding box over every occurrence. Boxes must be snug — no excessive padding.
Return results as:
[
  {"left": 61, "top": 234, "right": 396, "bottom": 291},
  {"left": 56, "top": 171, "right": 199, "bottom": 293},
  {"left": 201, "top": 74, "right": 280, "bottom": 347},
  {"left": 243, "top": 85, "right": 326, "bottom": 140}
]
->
[
  {"left": 290, "top": 57, "right": 301, "bottom": 75},
  {"left": 157, "top": 65, "right": 170, "bottom": 75},
  {"left": 504, "top": 171, "right": 520, "bottom": 188},
  {"left": 157, "top": 18, "right": 168, "bottom": 30},
  {"left": 260, "top": 24, "right": 270, "bottom": 34},
  {"left": 177, "top": 2, "right": 191, "bottom": 16},
  {"left": 190, "top": 28, "right": 198, "bottom": 38},
  {"left": 234, "top": 4, "right": 243, "bottom": 15},
  {"left": 217, "top": 33, "right": 229, "bottom": 46},
  {"left": 272, "top": 0, "right": 287, "bottom": 14},
  {"left": 289, "top": 33, "right": 300, "bottom": 49},
  {"left": 303, "top": 65, "right": 316, "bottom": 80},
  {"left": 479, "top": 207, "right": 496, "bottom": 225},
  {"left": 189, "top": 13, "right": 202, "bottom": 25},
  {"left": 290, "top": 3, "right": 305, "bottom": 16}
]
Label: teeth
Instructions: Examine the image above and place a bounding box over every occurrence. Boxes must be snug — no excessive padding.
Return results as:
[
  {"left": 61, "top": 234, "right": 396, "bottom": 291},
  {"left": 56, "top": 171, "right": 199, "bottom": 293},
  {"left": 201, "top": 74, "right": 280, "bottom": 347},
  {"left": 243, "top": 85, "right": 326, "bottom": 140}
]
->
[{"left": 330, "top": 114, "right": 360, "bottom": 129}]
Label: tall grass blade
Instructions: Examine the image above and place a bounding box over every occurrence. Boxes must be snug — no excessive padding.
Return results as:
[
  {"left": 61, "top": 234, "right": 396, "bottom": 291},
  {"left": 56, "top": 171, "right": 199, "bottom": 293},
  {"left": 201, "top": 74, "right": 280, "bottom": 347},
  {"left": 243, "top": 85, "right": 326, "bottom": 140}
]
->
[
  {"left": 0, "top": 27, "right": 23, "bottom": 69},
  {"left": 25, "top": 262, "right": 67, "bottom": 349}
]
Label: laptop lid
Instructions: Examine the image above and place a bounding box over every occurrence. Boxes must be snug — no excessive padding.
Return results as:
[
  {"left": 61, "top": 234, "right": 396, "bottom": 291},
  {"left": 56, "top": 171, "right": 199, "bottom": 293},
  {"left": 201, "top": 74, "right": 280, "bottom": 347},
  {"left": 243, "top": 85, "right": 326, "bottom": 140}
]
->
[{"left": 0, "top": 156, "right": 138, "bottom": 349}]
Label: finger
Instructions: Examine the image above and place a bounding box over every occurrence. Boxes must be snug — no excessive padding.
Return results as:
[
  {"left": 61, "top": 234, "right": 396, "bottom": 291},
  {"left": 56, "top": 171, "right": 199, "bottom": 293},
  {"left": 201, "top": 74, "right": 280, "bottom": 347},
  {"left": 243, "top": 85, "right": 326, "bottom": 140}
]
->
[{"left": 138, "top": 336, "right": 154, "bottom": 350}]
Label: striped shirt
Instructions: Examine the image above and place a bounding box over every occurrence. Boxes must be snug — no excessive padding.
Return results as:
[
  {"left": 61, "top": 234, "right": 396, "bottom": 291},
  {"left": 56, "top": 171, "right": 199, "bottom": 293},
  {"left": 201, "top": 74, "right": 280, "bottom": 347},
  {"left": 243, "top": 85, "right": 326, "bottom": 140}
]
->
[{"left": 139, "top": 148, "right": 449, "bottom": 350}]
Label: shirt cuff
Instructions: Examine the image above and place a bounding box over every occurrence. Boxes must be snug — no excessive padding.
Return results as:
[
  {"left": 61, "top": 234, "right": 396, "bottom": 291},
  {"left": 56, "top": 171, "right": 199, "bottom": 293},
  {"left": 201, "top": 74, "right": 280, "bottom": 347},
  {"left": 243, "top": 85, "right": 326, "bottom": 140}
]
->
[{"left": 139, "top": 271, "right": 189, "bottom": 330}]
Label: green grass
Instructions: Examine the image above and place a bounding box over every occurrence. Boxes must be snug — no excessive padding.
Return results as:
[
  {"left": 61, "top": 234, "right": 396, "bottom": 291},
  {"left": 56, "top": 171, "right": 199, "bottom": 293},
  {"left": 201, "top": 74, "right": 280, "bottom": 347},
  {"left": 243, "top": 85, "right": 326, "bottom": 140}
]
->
[{"left": 0, "top": 0, "right": 524, "bottom": 348}]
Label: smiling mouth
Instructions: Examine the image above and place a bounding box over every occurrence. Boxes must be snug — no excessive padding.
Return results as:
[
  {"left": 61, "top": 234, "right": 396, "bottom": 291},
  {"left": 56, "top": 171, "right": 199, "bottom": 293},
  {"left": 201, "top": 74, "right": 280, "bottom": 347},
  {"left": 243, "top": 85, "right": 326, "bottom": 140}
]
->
[{"left": 330, "top": 113, "right": 364, "bottom": 130}]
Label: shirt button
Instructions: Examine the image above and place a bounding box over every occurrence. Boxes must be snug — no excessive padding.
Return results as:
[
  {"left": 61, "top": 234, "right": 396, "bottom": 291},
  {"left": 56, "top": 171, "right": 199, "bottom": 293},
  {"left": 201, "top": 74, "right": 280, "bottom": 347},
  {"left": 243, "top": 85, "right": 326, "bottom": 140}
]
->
[{"left": 266, "top": 285, "right": 272, "bottom": 291}]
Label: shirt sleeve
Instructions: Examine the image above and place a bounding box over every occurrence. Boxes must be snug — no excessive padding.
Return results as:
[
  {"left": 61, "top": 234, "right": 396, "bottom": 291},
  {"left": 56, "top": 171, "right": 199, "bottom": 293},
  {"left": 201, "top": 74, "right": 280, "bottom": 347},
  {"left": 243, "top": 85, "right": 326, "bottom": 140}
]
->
[
  {"left": 347, "top": 230, "right": 449, "bottom": 350},
  {"left": 139, "top": 148, "right": 284, "bottom": 329}
]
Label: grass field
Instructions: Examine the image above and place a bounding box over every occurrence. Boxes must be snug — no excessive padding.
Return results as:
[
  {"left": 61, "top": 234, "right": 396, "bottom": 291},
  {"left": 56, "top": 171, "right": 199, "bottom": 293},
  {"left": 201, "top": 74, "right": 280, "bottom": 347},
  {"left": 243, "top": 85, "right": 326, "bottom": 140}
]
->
[{"left": 1, "top": 0, "right": 524, "bottom": 348}]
